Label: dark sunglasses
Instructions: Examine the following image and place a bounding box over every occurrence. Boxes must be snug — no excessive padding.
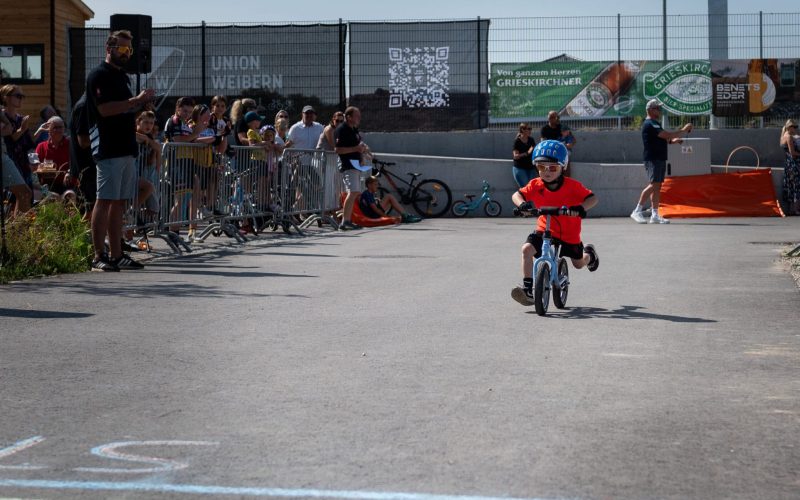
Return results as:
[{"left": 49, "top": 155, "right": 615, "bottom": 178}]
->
[
  {"left": 11, "top": 93, "right": 25, "bottom": 99},
  {"left": 522, "top": 127, "right": 532, "bottom": 131}
]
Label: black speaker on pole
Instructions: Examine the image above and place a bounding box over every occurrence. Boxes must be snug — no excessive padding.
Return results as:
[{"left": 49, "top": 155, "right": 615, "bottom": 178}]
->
[{"left": 110, "top": 14, "right": 152, "bottom": 74}]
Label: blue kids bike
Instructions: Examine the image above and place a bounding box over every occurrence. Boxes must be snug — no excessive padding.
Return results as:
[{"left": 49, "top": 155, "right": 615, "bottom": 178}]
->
[
  {"left": 451, "top": 180, "right": 502, "bottom": 217},
  {"left": 514, "top": 205, "right": 571, "bottom": 316}
]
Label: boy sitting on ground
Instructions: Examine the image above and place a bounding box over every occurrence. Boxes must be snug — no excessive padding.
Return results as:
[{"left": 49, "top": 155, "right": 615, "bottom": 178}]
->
[
  {"left": 511, "top": 139, "right": 599, "bottom": 306},
  {"left": 360, "top": 176, "right": 421, "bottom": 223}
]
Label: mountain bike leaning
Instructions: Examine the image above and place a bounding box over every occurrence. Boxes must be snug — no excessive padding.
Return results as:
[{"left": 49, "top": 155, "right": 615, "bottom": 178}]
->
[
  {"left": 371, "top": 158, "right": 452, "bottom": 218},
  {"left": 510, "top": 140, "right": 600, "bottom": 316}
]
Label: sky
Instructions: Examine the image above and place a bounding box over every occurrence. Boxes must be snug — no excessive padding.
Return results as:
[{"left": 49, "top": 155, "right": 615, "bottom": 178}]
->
[{"left": 83, "top": 0, "right": 799, "bottom": 25}]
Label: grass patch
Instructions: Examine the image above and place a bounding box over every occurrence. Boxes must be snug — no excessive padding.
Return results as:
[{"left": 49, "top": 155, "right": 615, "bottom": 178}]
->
[{"left": 0, "top": 201, "right": 92, "bottom": 284}]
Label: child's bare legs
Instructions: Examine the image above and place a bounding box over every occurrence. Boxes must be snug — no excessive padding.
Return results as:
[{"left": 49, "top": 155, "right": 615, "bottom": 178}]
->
[
  {"left": 379, "top": 193, "right": 405, "bottom": 214},
  {"left": 521, "top": 242, "right": 535, "bottom": 278},
  {"left": 571, "top": 254, "right": 590, "bottom": 270}
]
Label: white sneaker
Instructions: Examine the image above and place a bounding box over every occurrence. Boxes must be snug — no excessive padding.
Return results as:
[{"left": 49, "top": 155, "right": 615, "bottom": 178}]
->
[
  {"left": 649, "top": 213, "right": 670, "bottom": 224},
  {"left": 630, "top": 210, "right": 647, "bottom": 224}
]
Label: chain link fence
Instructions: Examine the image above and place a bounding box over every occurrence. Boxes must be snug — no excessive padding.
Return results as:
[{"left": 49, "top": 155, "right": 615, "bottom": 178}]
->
[{"left": 72, "top": 12, "right": 800, "bottom": 132}]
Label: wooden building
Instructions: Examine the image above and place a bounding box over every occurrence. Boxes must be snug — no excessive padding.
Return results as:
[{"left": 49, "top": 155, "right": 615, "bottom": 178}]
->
[{"left": 0, "top": 0, "right": 94, "bottom": 117}]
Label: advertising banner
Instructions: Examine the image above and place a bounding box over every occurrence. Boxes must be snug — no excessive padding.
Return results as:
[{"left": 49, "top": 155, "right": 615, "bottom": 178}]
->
[
  {"left": 490, "top": 60, "right": 712, "bottom": 120},
  {"left": 711, "top": 59, "right": 800, "bottom": 116},
  {"left": 70, "top": 24, "right": 343, "bottom": 120},
  {"left": 349, "top": 20, "right": 489, "bottom": 131}
]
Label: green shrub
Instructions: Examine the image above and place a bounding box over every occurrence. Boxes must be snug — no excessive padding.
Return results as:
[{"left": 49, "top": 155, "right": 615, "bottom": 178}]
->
[{"left": 0, "top": 201, "right": 92, "bottom": 283}]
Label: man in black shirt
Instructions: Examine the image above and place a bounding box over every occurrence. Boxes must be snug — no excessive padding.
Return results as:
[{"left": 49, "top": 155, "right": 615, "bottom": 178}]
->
[
  {"left": 334, "top": 106, "right": 368, "bottom": 231},
  {"left": 630, "top": 99, "right": 692, "bottom": 224},
  {"left": 85, "top": 30, "right": 154, "bottom": 271},
  {"left": 541, "top": 110, "right": 576, "bottom": 176}
]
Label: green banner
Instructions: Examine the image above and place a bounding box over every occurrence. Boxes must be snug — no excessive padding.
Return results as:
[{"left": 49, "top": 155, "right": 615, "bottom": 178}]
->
[{"left": 490, "top": 60, "right": 712, "bottom": 120}]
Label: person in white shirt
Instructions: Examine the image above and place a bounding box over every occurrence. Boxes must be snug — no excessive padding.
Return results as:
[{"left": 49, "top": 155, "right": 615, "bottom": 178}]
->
[{"left": 287, "top": 105, "right": 324, "bottom": 150}]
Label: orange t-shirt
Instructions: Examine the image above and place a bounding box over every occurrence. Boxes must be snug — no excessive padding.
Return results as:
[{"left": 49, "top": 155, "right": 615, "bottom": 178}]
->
[{"left": 518, "top": 177, "right": 593, "bottom": 244}]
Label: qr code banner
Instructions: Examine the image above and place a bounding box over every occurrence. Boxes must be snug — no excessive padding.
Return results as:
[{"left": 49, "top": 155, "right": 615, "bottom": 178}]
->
[{"left": 388, "top": 47, "right": 450, "bottom": 108}]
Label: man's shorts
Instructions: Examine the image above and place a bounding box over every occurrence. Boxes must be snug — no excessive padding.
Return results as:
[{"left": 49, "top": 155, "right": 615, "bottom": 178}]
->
[
  {"left": 644, "top": 159, "right": 667, "bottom": 183},
  {"left": 2, "top": 153, "right": 25, "bottom": 187},
  {"left": 341, "top": 169, "right": 362, "bottom": 193},
  {"left": 96, "top": 155, "right": 136, "bottom": 201},
  {"left": 526, "top": 232, "right": 584, "bottom": 260}
]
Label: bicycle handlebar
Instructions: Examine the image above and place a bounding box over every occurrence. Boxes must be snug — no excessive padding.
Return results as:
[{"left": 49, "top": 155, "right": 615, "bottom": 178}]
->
[
  {"left": 372, "top": 159, "right": 396, "bottom": 167},
  {"left": 513, "top": 205, "right": 569, "bottom": 217}
]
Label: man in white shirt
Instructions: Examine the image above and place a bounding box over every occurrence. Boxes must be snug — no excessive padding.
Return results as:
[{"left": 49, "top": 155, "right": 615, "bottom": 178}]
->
[{"left": 287, "top": 105, "right": 324, "bottom": 150}]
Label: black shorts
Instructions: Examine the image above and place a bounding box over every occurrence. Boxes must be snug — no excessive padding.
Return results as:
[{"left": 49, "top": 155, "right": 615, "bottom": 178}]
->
[{"left": 526, "top": 232, "right": 584, "bottom": 260}]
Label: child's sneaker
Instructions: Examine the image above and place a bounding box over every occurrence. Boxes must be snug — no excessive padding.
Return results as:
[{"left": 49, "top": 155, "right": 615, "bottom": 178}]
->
[
  {"left": 649, "top": 212, "right": 670, "bottom": 224},
  {"left": 585, "top": 244, "right": 599, "bottom": 272},
  {"left": 511, "top": 286, "right": 534, "bottom": 306},
  {"left": 630, "top": 210, "right": 647, "bottom": 224},
  {"left": 91, "top": 254, "right": 119, "bottom": 272}
]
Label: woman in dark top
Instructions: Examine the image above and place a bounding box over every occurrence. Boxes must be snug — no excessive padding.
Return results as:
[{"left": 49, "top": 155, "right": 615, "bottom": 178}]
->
[
  {"left": 511, "top": 122, "right": 537, "bottom": 188},
  {"left": 0, "top": 84, "right": 35, "bottom": 187}
]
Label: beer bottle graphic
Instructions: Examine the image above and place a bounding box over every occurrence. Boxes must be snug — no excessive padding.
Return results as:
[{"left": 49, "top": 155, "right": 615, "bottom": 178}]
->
[{"left": 561, "top": 61, "right": 644, "bottom": 117}]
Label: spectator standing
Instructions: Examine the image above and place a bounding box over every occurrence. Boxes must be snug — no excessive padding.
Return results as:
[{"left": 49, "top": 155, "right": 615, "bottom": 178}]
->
[
  {"left": 1, "top": 104, "right": 32, "bottom": 216},
  {"left": 68, "top": 93, "right": 96, "bottom": 219},
  {"left": 230, "top": 98, "right": 256, "bottom": 146},
  {"left": 287, "top": 105, "right": 323, "bottom": 150},
  {"left": 630, "top": 99, "right": 692, "bottom": 224},
  {"left": 334, "top": 106, "right": 367, "bottom": 231},
  {"left": 209, "top": 95, "right": 231, "bottom": 155},
  {"left": 135, "top": 110, "right": 161, "bottom": 215},
  {"left": 34, "top": 116, "right": 70, "bottom": 194},
  {"left": 33, "top": 105, "right": 58, "bottom": 145},
  {"left": 511, "top": 122, "right": 537, "bottom": 188},
  {"left": 317, "top": 111, "right": 344, "bottom": 151},
  {"left": 780, "top": 119, "right": 800, "bottom": 215},
  {"left": 86, "top": 29, "right": 154, "bottom": 271},
  {"left": 0, "top": 84, "right": 35, "bottom": 187},
  {"left": 274, "top": 117, "right": 291, "bottom": 149},
  {"left": 541, "top": 110, "right": 576, "bottom": 176}
]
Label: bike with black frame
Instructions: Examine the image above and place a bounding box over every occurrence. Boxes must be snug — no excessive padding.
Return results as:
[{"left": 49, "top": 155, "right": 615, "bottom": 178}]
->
[{"left": 371, "top": 158, "right": 452, "bottom": 218}]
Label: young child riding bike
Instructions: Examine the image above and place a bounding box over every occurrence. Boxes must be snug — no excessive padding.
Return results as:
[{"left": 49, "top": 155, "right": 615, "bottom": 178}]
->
[{"left": 511, "top": 139, "right": 600, "bottom": 306}]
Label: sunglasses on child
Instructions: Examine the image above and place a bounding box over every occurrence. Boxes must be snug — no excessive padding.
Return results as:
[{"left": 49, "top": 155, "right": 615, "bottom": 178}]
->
[{"left": 536, "top": 163, "right": 561, "bottom": 172}]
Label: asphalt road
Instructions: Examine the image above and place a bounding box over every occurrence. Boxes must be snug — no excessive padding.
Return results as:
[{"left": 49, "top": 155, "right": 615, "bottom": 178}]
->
[{"left": 1, "top": 217, "right": 798, "bottom": 500}]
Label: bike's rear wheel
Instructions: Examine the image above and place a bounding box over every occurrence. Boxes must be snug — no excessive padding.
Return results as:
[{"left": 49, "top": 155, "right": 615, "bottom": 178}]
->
[
  {"left": 534, "top": 261, "right": 551, "bottom": 316},
  {"left": 411, "top": 179, "right": 452, "bottom": 218},
  {"left": 377, "top": 187, "right": 394, "bottom": 215},
  {"left": 553, "top": 257, "right": 569, "bottom": 309},
  {"left": 451, "top": 200, "right": 469, "bottom": 217},
  {"left": 484, "top": 200, "right": 502, "bottom": 217}
]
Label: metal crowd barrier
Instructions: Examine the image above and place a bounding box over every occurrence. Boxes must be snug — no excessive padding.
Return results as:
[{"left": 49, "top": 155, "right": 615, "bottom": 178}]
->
[{"left": 122, "top": 142, "right": 345, "bottom": 255}]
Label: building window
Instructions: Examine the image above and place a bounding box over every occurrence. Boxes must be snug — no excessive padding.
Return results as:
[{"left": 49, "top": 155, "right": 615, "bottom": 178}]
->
[{"left": 0, "top": 45, "right": 45, "bottom": 84}]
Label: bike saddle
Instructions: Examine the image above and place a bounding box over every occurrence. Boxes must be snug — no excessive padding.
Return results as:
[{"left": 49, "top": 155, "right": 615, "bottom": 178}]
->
[
  {"left": 406, "top": 172, "right": 422, "bottom": 178},
  {"left": 464, "top": 194, "right": 476, "bottom": 201}
]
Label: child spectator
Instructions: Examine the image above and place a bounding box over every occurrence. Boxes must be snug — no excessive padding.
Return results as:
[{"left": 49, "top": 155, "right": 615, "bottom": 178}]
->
[
  {"left": 510, "top": 139, "right": 599, "bottom": 306},
  {"left": 360, "top": 176, "right": 421, "bottom": 223},
  {"left": 135, "top": 110, "right": 161, "bottom": 215},
  {"left": 209, "top": 95, "right": 231, "bottom": 155}
]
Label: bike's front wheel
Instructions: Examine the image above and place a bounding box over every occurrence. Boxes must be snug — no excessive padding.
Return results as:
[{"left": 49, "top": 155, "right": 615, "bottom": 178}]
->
[
  {"left": 411, "top": 179, "right": 452, "bottom": 218},
  {"left": 451, "top": 200, "right": 469, "bottom": 217},
  {"left": 484, "top": 200, "right": 502, "bottom": 217},
  {"left": 553, "top": 257, "right": 569, "bottom": 309},
  {"left": 534, "top": 261, "right": 551, "bottom": 316}
]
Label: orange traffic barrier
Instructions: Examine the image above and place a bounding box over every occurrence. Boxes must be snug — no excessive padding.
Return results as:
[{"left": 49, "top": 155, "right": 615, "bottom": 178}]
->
[{"left": 659, "top": 169, "right": 784, "bottom": 218}]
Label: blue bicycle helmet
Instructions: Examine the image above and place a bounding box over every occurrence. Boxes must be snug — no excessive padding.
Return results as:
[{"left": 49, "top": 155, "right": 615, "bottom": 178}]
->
[{"left": 532, "top": 139, "right": 569, "bottom": 167}]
